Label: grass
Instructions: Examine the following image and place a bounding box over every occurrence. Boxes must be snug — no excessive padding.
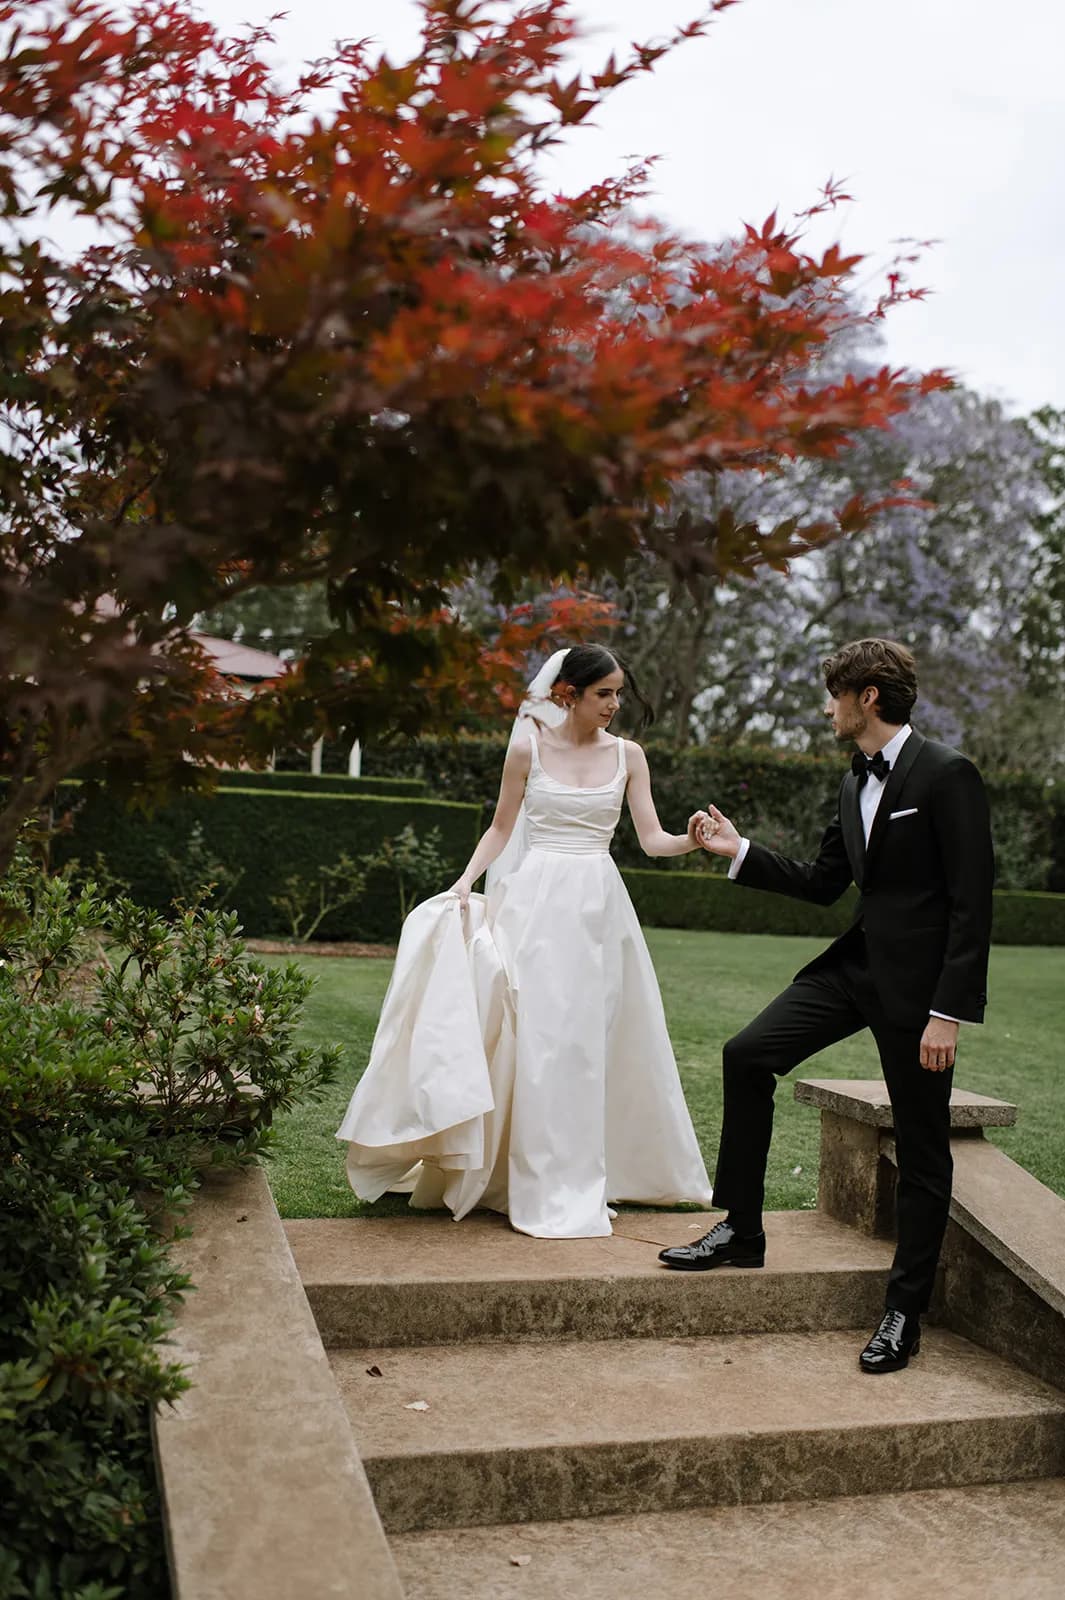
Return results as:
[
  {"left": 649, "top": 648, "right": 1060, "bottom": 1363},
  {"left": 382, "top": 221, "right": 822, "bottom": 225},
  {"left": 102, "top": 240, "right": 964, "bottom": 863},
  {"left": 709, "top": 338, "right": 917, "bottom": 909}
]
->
[{"left": 263, "top": 930, "right": 1065, "bottom": 1220}]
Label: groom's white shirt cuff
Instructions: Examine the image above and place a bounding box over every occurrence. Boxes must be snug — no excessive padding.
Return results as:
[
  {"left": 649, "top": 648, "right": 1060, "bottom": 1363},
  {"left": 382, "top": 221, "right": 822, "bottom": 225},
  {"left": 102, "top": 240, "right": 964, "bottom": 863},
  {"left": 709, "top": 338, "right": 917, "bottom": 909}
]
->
[
  {"left": 727, "top": 838, "right": 751, "bottom": 879},
  {"left": 727, "top": 837, "right": 962, "bottom": 1024}
]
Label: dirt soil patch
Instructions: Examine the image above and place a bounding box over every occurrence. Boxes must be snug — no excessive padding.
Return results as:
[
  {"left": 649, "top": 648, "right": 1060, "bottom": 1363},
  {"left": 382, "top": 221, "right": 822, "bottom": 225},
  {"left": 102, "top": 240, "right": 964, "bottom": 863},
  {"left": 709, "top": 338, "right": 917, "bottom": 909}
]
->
[{"left": 245, "top": 937, "right": 396, "bottom": 960}]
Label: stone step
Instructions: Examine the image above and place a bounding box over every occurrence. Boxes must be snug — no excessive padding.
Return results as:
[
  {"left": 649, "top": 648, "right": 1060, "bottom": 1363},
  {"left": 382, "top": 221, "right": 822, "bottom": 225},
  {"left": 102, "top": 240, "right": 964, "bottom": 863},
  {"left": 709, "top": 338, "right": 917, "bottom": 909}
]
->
[
  {"left": 390, "top": 1479, "right": 1065, "bottom": 1600},
  {"left": 285, "top": 1210, "right": 894, "bottom": 1347},
  {"left": 330, "top": 1326, "right": 1065, "bottom": 1532}
]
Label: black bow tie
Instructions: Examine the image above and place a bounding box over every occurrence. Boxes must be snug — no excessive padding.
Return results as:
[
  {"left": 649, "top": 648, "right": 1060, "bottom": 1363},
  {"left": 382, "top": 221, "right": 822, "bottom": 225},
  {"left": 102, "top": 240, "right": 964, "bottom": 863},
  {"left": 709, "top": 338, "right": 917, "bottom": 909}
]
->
[{"left": 853, "top": 749, "right": 891, "bottom": 784}]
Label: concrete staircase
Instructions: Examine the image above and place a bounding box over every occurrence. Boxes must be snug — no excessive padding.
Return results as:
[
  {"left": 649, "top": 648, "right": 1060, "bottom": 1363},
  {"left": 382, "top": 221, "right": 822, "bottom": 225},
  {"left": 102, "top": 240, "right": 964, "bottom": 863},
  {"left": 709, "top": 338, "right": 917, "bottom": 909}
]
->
[{"left": 285, "top": 1209, "right": 1065, "bottom": 1599}]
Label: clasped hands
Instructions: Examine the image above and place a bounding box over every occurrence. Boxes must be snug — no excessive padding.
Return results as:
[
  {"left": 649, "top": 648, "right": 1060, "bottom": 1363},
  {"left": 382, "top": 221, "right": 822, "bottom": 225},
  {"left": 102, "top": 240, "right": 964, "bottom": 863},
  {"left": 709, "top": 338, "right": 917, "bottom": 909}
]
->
[{"left": 687, "top": 804, "right": 741, "bottom": 860}]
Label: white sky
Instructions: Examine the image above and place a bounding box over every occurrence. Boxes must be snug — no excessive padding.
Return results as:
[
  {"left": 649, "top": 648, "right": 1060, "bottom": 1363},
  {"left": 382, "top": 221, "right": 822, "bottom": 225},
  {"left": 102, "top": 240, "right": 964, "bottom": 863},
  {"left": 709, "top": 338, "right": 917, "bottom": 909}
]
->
[{"left": 203, "top": 2, "right": 1064, "bottom": 413}]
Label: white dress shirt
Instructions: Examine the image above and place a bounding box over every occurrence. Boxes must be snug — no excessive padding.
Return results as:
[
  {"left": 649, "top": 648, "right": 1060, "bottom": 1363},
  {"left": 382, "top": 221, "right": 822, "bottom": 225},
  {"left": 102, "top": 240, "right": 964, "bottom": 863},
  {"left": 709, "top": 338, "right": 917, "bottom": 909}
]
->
[{"left": 726, "top": 726, "right": 959, "bottom": 1025}]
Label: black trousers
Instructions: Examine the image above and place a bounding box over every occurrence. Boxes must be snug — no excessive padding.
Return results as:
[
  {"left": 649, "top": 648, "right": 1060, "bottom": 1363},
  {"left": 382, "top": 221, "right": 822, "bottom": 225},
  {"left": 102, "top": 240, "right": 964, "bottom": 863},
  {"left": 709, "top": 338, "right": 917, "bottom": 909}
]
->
[{"left": 712, "top": 932, "right": 953, "bottom": 1315}]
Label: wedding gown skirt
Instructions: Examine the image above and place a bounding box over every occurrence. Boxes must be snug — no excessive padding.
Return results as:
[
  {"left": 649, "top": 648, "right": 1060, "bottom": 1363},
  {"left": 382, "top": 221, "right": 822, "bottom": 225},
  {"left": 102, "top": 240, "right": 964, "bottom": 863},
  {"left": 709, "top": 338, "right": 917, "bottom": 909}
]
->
[{"left": 336, "top": 734, "right": 712, "bottom": 1237}]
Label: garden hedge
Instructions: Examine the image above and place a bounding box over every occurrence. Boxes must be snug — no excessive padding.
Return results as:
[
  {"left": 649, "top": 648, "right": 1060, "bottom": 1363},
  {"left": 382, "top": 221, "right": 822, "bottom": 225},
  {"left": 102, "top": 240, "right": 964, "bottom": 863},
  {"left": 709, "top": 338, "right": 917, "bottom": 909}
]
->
[
  {"left": 362, "top": 734, "right": 1065, "bottom": 893},
  {"left": 214, "top": 770, "right": 428, "bottom": 798},
  {"left": 53, "top": 786, "right": 480, "bottom": 942},
  {"left": 51, "top": 774, "right": 1065, "bottom": 946},
  {"left": 622, "top": 868, "right": 1065, "bottom": 947}
]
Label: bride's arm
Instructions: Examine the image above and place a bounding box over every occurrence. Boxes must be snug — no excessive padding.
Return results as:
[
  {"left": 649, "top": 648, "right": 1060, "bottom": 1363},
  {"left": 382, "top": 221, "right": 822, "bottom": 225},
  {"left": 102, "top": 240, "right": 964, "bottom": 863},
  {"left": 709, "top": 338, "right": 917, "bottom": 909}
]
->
[
  {"left": 448, "top": 736, "right": 533, "bottom": 903},
  {"left": 624, "top": 743, "right": 705, "bottom": 859}
]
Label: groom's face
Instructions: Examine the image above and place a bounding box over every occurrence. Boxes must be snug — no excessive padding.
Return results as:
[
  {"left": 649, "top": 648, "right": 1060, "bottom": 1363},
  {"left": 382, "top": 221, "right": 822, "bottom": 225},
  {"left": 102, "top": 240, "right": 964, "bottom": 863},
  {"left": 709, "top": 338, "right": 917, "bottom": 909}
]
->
[{"left": 825, "top": 689, "right": 869, "bottom": 744}]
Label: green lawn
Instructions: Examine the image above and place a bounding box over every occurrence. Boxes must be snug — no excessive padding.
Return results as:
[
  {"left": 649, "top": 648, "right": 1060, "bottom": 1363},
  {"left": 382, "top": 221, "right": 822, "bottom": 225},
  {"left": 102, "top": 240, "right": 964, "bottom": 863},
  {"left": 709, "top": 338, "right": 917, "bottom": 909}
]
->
[{"left": 264, "top": 931, "right": 1064, "bottom": 1220}]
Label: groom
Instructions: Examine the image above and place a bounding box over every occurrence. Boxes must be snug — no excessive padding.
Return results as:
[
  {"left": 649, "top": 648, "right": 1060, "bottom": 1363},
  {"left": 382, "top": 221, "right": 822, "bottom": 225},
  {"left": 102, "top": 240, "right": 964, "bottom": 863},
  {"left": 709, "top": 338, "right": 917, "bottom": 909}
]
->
[{"left": 660, "top": 639, "right": 995, "bottom": 1373}]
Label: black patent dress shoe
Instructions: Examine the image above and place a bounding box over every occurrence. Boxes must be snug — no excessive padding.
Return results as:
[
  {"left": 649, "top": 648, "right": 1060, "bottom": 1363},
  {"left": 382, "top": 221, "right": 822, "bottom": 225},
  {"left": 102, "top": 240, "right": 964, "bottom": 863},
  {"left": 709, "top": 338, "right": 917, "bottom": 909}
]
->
[
  {"left": 859, "top": 1309, "right": 921, "bottom": 1374},
  {"left": 658, "top": 1218, "right": 766, "bottom": 1271}
]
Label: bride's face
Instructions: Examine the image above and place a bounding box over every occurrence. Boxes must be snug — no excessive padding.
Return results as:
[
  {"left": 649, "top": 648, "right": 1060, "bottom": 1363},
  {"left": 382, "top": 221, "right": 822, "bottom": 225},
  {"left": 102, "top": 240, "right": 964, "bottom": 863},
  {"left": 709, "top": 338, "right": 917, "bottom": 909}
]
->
[{"left": 569, "top": 667, "right": 625, "bottom": 732}]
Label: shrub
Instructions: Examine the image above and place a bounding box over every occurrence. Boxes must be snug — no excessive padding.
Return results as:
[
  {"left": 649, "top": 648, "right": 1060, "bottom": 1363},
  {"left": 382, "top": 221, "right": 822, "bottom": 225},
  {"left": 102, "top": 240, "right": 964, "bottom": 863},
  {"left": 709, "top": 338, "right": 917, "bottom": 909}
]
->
[
  {"left": 364, "top": 735, "right": 1065, "bottom": 891},
  {"left": 158, "top": 817, "right": 244, "bottom": 909},
  {"left": 621, "top": 867, "right": 1065, "bottom": 946},
  {"left": 989, "top": 889, "right": 1065, "bottom": 946},
  {"left": 270, "top": 853, "right": 370, "bottom": 943},
  {"left": 97, "top": 899, "right": 341, "bottom": 1149},
  {"left": 53, "top": 786, "right": 481, "bottom": 941},
  {"left": 622, "top": 867, "right": 857, "bottom": 939},
  {"left": 0, "top": 847, "right": 340, "bottom": 1596},
  {"left": 362, "top": 825, "right": 450, "bottom": 922}
]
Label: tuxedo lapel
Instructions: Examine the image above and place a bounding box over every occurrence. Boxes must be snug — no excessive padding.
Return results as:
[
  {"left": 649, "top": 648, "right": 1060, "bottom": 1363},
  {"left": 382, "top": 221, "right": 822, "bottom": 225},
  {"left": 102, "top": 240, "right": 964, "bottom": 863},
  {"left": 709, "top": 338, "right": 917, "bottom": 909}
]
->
[
  {"left": 864, "top": 730, "right": 926, "bottom": 871},
  {"left": 840, "top": 773, "right": 866, "bottom": 888}
]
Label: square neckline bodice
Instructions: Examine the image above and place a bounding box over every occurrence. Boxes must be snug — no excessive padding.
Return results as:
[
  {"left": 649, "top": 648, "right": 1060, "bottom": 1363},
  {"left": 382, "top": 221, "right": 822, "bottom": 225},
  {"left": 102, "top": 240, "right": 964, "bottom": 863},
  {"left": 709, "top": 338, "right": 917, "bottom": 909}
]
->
[{"left": 527, "top": 729, "right": 627, "bottom": 792}]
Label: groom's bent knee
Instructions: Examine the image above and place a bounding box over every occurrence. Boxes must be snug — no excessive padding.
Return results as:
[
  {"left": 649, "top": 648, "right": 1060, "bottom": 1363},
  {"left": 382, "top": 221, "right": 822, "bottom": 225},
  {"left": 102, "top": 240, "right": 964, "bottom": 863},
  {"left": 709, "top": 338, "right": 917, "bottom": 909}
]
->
[{"left": 722, "top": 1031, "right": 784, "bottom": 1084}]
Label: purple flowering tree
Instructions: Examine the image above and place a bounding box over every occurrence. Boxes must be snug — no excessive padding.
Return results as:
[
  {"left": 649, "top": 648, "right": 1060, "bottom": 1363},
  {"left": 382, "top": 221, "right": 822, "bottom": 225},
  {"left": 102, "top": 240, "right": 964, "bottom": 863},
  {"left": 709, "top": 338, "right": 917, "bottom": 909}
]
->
[{"left": 607, "top": 342, "right": 1052, "bottom": 759}]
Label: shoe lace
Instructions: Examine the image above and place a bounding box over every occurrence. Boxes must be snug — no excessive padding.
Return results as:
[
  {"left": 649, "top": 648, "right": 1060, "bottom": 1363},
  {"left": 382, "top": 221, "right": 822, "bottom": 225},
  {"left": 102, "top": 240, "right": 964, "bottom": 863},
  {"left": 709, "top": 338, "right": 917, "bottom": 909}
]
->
[{"left": 876, "top": 1310, "right": 907, "bottom": 1346}]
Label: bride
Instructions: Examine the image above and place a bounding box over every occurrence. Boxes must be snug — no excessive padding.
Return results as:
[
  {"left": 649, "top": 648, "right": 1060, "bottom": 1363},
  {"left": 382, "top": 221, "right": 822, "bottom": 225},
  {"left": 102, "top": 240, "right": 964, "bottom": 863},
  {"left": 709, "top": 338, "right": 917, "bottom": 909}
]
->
[{"left": 336, "top": 643, "right": 713, "bottom": 1238}]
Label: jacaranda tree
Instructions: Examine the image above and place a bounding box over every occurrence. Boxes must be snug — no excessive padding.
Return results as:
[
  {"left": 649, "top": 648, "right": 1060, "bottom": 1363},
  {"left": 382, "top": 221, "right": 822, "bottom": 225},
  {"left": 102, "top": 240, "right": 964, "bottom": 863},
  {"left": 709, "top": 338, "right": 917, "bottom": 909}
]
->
[{"left": 0, "top": 0, "right": 943, "bottom": 872}]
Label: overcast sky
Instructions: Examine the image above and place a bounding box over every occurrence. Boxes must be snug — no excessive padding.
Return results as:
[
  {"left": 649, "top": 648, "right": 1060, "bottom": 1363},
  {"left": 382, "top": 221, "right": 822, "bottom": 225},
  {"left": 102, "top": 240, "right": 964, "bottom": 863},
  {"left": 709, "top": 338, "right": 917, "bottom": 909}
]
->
[{"left": 202, "top": 1, "right": 1062, "bottom": 414}]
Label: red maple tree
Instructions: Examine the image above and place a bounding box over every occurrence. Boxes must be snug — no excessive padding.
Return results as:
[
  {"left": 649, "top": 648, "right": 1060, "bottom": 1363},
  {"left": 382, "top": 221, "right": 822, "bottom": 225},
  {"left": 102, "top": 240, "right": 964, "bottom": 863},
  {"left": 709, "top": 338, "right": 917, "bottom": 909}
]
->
[{"left": 0, "top": 0, "right": 942, "bottom": 868}]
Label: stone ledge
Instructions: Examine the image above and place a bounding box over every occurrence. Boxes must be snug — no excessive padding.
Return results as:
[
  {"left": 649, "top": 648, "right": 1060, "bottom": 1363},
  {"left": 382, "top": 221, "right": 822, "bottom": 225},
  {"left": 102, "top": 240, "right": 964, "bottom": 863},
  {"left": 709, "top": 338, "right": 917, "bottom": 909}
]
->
[
  {"left": 881, "top": 1132, "right": 1065, "bottom": 1321},
  {"left": 154, "top": 1164, "right": 403, "bottom": 1600},
  {"left": 796, "top": 1078, "right": 1017, "bottom": 1129}
]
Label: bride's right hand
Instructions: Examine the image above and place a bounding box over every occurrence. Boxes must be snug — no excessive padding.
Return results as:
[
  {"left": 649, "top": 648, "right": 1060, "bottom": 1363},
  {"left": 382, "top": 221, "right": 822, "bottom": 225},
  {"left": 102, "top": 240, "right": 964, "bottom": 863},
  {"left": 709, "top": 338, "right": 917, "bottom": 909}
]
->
[{"left": 448, "top": 875, "right": 474, "bottom": 907}]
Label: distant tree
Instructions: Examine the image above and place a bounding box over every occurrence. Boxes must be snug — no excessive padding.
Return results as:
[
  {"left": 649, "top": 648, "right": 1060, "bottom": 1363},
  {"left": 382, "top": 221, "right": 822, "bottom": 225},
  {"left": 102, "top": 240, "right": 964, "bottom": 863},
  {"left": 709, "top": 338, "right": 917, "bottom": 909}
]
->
[
  {"left": 606, "top": 363, "right": 1050, "bottom": 756},
  {"left": 194, "top": 582, "right": 333, "bottom": 658},
  {"left": 1020, "top": 408, "right": 1065, "bottom": 697},
  {"left": 0, "top": 0, "right": 939, "bottom": 873}
]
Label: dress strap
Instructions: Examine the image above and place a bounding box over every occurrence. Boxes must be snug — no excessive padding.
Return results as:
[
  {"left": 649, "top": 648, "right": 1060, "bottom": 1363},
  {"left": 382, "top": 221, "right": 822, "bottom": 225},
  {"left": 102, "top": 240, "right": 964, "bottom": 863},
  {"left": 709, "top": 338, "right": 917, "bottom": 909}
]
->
[
  {"left": 526, "top": 726, "right": 542, "bottom": 773},
  {"left": 616, "top": 737, "right": 628, "bottom": 781}
]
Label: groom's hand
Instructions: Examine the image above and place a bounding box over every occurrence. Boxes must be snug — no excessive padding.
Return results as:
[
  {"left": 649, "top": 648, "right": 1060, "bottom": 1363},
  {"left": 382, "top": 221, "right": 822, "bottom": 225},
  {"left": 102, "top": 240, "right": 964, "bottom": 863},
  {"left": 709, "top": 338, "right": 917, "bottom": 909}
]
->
[
  {"left": 920, "top": 1016, "right": 959, "bottom": 1072},
  {"left": 698, "top": 805, "right": 742, "bottom": 860}
]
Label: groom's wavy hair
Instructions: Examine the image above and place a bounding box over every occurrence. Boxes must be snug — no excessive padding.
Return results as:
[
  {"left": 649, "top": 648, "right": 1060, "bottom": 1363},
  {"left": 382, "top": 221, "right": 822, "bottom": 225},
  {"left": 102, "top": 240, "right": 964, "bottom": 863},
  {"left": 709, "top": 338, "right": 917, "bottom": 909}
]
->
[
  {"left": 822, "top": 638, "right": 918, "bottom": 725},
  {"left": 555, "top": 643, "right": 656, "bottom": 729}
]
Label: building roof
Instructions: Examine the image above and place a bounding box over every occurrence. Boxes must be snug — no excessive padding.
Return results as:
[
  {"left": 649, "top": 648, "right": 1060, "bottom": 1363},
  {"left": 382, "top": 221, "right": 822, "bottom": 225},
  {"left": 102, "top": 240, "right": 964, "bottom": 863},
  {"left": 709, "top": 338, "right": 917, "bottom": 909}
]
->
[{"left": 191, "top": 632, "right": 288, "bottom": 681}]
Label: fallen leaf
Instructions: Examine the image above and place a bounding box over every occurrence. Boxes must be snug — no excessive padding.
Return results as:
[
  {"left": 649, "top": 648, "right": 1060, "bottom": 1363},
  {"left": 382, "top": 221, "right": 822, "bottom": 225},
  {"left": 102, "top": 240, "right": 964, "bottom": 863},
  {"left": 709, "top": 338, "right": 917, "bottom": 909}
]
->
[
  {"left": 791, "top": 1165, "right": 803, "bottom": 1176},
  {"left": 366, "top": 1365, "right": 383, "bottom": 1377},
  {"left": 510, "top": 1555, "right": 532, "bottom": 1567},
  {"left": 723, "top": 1358, "right": 733, "bottom": 1365},
  {"left": 404, "top": 1399, "right": 430, "bottom": 1411},
  {"left": 237, "top": 1213, "right": 248, "bottom": 1222}
]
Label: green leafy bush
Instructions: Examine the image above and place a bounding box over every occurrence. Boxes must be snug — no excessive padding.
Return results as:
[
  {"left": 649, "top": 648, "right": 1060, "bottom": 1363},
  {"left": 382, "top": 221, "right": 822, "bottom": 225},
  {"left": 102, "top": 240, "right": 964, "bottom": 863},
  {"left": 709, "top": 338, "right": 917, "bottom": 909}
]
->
[
  {"left": 158, "top": 817, "right": 244, "bottom": 909},
  {"left": 270, "top": 852, "right": 370, "bottom": 943},
  {"left": 0, "top": 849, "right": 341, "bottom": 1597},
  {"left": 363, "top": 824, "right": 449, "bottom": 922}
]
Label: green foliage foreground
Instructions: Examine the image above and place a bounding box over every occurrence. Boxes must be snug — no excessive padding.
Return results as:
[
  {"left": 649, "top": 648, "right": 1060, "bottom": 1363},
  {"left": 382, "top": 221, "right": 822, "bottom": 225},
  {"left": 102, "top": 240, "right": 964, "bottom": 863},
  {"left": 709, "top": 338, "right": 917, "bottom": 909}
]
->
[
  {"left": 0, "top": 854, "right": 338, "bottom": 1599},
  {"left": 267, "top": 931, "right": 1065, "bottom": 1220}
]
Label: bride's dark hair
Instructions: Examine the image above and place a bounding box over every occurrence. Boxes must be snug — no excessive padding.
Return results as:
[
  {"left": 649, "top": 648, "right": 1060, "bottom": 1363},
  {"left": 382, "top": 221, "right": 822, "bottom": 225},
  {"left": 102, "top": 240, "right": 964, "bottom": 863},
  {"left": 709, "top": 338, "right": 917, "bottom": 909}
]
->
[{"left": 555, "top": 643, "right": 655, "bottom": 730}]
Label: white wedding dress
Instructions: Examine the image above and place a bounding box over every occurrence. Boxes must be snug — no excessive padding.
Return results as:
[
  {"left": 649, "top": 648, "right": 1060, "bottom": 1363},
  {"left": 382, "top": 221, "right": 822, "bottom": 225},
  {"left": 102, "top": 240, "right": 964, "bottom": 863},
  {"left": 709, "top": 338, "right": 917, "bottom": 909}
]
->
[{"left": 336, "top": 732, "right": 712, "bottom": 1237}]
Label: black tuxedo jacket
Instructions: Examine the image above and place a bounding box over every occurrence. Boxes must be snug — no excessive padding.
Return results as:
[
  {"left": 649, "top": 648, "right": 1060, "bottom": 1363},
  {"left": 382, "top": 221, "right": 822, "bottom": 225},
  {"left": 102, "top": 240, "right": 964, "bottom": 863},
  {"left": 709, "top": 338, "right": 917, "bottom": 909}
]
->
[{"left": 735, "top": 731, "right": 994, "bottom": 1029}]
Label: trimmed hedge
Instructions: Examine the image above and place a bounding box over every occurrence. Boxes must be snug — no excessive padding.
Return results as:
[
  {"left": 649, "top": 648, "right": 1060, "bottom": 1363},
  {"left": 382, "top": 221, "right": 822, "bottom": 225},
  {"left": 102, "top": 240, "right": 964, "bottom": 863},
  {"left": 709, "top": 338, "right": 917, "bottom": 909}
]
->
[
  {"left": 622, "top": 868, "right": 1065, "bottom": 947},
  {"left": 623, "top": 868, "right": 857, "bottom": 939},
  {"left": 988, "top": 888, "right": 1065, "bottom": 947},
  {"left": 214, "top": 770, "right": 428, "bottom": 798},
  {"left": 53, "top": 786, "right": 480, "bottom": 942},
  {"left": 364, "top": 735, "right": 1065, "bottom": 892}
]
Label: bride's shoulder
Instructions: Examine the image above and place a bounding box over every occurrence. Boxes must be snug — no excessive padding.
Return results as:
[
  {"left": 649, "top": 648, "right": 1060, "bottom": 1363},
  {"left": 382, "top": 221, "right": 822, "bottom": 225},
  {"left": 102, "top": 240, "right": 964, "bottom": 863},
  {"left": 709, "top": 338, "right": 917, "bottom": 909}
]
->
[
  {"left": 619, "top": 736, "right": 648, "bottom": 766},
  {"left": 503, "top": 726, "right": 535, "bottom": 771}
]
